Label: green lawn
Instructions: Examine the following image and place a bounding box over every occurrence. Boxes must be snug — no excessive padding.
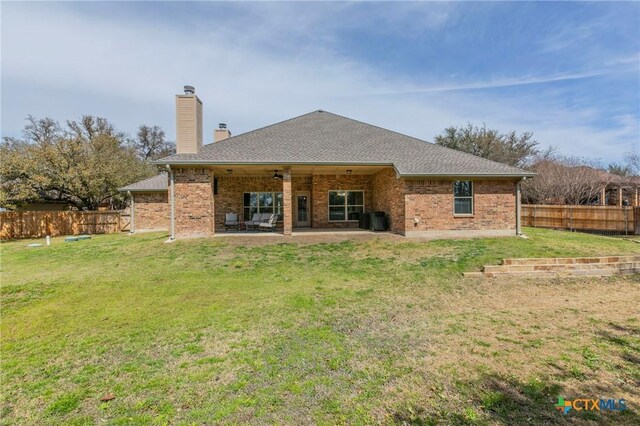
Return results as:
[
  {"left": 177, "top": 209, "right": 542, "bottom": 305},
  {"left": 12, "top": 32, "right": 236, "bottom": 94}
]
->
[{"left": 1, "top": 228, "right": 639, "bottom": 425}]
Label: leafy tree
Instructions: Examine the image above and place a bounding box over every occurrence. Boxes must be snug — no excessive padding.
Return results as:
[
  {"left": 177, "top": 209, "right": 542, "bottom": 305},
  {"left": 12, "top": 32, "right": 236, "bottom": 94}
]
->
[
  {"left": 0, "top": 115, "right": 154, "bottom": 210},
  {"left": 134, "top": 125, "right": 175, "bottom": 161},
  {"left": 434, "top": 123, "right": 539, "bottom": 167}
]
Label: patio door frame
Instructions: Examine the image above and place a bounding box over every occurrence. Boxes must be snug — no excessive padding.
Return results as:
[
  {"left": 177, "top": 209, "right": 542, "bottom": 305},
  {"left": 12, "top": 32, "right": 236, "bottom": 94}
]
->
[{"left": 295, "top": 191, "right": 310, "bottom": 228}]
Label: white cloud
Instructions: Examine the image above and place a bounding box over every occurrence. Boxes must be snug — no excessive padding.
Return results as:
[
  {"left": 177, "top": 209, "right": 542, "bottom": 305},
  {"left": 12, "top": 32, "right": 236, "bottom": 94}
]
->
[
  {"left": 1, "top": 2, "right": 638, "bottom": 163},
  {"left": 339, "top": 66, "right": 637, "bottom": 96},
  {"left": 537, "top": 20, "right": 604, "bottom": 54}
]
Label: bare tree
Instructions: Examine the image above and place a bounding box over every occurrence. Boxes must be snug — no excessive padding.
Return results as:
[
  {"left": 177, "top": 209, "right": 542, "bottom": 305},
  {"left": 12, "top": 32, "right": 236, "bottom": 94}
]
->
[
  {"left": 624, "top": 149, "right": 640, "bottom": 176},
  {"left": 608, "top": 162, "right": 633, "bottom": 177},
  {"left": 522, "top": 155, "right": 610, "bottom": 205}
]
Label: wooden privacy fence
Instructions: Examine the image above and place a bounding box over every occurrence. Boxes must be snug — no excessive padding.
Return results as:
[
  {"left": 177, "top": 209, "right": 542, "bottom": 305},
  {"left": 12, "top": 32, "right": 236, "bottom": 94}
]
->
[
  {"left": 522, "top": 205, "right": 639, "bottom": 235},
  {"left": 0, "top": 211, "right": 123, "bottom": 240},
  {"left": 3, "top": 206, "right": 637, "bottom": 239}
]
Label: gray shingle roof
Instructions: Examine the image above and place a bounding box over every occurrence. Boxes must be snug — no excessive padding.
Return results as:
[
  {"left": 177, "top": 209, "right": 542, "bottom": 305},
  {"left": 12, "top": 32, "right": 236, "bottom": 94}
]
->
[
  {"left": 119, "top": 172, "right": 168, "bottom": 192},
  {"left": 156, "top": 111, "right": 534, "bottom": 177}
]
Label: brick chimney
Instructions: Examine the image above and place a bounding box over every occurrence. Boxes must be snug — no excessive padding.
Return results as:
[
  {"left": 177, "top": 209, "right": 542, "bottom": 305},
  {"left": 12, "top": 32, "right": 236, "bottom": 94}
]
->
[
  {"left": 214, "top": 123, "right": 231, "bottom": 142},
  {"left": 175, "top": 85, "right": 203, "bottom": 154}
]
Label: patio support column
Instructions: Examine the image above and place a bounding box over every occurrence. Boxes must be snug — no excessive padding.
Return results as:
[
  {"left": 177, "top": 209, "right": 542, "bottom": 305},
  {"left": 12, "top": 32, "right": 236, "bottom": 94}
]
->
[
  {"left": 168, "top": 166, "right": 175, "bottom": 240},
  {"left": 283, "top": 167, "right": 292, "bottom": 235},
  {"left": 515, "top": 180, "right": 522, "bottom": 236},
  {"left": 210, "top": 170, "right": 216, "bottom": 236},
  {"left": 128, "top": 191, "right": 135, "bottom": 234},
  {"left": 618, "top": 187, "right": 623, "bottom": 207}
]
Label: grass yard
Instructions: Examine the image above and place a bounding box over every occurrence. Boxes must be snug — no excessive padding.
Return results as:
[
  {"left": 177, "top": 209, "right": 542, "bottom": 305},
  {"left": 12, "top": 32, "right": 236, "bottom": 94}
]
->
[{"left": 1, "top": 228, "right": 639, "bottom": 425}]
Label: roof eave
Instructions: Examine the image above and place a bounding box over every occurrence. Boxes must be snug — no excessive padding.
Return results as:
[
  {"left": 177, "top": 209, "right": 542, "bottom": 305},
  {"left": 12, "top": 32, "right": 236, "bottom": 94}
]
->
[
  {"left": 118, "top": 188, "right": 168, "bottom": 193},
  {"left": 153, "top": 160, "right": 396, "bottom": 167},
  {"left": 397, "top": 172, "right": 537, "bottom": 178},
  {"left": 152, "top": 159, "right": 535, "bottom": 178}
]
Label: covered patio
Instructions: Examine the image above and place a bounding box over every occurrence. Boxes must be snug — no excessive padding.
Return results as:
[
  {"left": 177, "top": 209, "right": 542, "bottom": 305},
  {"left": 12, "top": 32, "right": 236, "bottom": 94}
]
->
[{"left": 169, "top": 163, "right": 397, "bottom": 238}]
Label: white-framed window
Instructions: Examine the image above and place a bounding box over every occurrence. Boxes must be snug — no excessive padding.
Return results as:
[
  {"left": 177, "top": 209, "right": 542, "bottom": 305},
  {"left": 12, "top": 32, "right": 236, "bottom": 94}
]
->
[
  {"left": 453, "top": 181, "right": 473, "bottom": 215},
  {"left": 328, "top": 190, "right": 364, "bottom": 221},
  {"left": 243, "top": 192, "right": 283, "bottom": 221}
]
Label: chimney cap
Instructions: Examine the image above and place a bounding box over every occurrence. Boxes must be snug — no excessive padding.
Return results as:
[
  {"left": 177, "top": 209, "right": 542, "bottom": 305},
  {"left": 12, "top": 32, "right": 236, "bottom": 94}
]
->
[
  {"left": 183, "top": 85, "right": 195, "bottom": 95},
  {"left": 218, "top": 123, "right": 227, "bottom": 129}
]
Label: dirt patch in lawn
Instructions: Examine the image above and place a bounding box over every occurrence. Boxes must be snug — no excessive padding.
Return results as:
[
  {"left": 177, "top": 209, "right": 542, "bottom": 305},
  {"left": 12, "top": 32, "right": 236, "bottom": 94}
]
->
[
  {"left": 214, "top": 231, "right": 404, "bottom": 247},
  {"left": 376, "top": 274, "right": 640, "bottom": 424}
]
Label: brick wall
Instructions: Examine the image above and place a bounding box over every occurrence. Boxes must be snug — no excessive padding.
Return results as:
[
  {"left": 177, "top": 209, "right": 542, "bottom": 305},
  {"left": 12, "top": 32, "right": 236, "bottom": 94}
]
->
[
  {"left": 170, "top": 169, "right": 517, "bottom": 237},
  {"left": 371, "top": 168, "right": 406, "bottom": 234},
  {"left": 133, "top": 192, "right": 169, "bottom": 231},
  {"left": 173, "top": 168, "right": 214, "bottom": 237},
  {"left": 403, "top": 179, "right": 517, "bottom": 235},
  {"left": 311, "top": 174, "right": 372, "bottom": 228}
]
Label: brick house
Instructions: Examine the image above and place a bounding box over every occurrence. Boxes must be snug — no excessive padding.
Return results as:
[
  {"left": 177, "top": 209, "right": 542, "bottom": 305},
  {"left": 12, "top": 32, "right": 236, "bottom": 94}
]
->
[{"left": 120, "top": 86, "right": 534, "bottom": 239}]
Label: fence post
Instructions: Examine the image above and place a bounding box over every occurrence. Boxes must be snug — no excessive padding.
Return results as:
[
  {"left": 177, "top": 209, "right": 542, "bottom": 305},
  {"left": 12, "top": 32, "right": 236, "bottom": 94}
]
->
[
  {"left": 569, "top": 206, "right": 573, "bottom": 232},
  {"left": 46, "top": 212, "right": 51, "bottom": 237},
  {"left": 624, "top": 207, "right": 628, "bottom": 236},
  {"left": 533, "top": 206, "right": 536, "bottom": 227}
]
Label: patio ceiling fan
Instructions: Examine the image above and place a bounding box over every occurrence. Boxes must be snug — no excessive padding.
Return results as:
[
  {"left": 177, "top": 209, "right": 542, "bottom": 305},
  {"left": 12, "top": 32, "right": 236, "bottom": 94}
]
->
[{"left": 272, "top": 170, "right": 284, "bottom": 180}]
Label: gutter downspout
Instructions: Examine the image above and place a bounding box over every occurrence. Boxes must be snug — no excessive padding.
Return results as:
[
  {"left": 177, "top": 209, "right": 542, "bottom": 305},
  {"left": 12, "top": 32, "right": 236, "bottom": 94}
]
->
[
  {"left": 167, "top": 165, "right": 175, "bottom": 241},
  {"left": 128, "top": 191, "right": 135, "bottom": 234},
  {"left": 516, "top": 178, "right": 524, "bottom": 236}
]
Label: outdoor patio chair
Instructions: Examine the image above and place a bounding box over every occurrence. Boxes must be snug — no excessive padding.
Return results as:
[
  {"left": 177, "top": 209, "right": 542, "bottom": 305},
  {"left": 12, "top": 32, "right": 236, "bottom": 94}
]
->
[
  {"left": 259, "top": 214, "right": 279, "bottom": 232},
  {"left": 244, "top": 213, "right": 261, "bottom": 231},
  {"left": 224, "top": 213, "right": 240, "bottom": 231}
]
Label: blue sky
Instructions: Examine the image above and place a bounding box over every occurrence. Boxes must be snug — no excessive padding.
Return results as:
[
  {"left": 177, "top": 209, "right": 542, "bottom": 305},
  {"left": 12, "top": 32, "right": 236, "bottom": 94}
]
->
[{"left": 2, "top": 1, "right": 639, "bottom": 163}]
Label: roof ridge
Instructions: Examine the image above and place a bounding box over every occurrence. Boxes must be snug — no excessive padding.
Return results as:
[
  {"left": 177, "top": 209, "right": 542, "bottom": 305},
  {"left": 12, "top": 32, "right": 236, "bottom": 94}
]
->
[{"left": 200, "top": 110, "right": 324, "bottom": 150}]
